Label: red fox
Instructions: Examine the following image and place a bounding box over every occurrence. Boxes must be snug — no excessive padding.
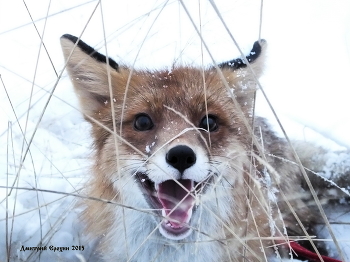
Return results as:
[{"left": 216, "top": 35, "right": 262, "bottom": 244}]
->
[{"left": 60, "top": 34, "right": 347, "bottom": 262}]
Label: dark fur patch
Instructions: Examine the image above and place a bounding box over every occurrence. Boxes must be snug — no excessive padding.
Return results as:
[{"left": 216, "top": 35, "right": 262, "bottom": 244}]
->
[
  {"left": 218, "top": 40, "right": 264, "bottom": 70},
  {"left": 61, "top": 34, "right": 119, "bottom": 71}
]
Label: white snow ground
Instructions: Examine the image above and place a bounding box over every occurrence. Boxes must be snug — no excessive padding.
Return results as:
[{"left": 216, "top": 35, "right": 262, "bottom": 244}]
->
[{"left": 0, "top": 0, "right": 349, "bottom": 261}]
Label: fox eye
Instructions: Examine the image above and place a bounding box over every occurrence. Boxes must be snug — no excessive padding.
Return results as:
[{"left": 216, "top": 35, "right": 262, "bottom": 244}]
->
[
  {"left": 199, "top": 115, "right": 218, "bottom": 132},
  {"left": 134, "top": 114, "right": 154, "bottom": 131}
]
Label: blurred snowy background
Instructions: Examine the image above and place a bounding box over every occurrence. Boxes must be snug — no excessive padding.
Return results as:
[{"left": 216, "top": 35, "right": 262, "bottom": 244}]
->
[{"left": 0, "top": 0, "right": 349, "bottom": 261}]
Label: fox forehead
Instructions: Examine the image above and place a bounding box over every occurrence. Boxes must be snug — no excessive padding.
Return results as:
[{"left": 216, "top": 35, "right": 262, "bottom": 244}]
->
[{"left": 117, "top": 67, "right": 236, "bottom": 122}]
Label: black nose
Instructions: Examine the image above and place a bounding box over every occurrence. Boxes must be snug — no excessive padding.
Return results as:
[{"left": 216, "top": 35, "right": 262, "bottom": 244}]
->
[{"left": 166, "top": 145, "right": 196, "bottom": 174}]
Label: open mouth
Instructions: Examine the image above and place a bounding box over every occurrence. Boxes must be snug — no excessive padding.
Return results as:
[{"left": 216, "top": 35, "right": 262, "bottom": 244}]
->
[{"left": 136, "top": 173, "right": 208, "bottom": 240}]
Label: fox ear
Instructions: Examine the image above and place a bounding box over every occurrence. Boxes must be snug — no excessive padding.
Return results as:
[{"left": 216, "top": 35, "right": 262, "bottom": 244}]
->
[
  {"left": 60, "top": 34, "right": 122, "bottom": 120},
  {"left": 218, "top": 39, "right": 267, "bottom": 81},
  {"left": 218, "top": 40, "right": 267, "bottom": 117}
]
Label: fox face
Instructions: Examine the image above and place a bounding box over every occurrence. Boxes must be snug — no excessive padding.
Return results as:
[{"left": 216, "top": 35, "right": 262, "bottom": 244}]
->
[{"left": 61, "top": 35, "right": 280, "bottom": 260}]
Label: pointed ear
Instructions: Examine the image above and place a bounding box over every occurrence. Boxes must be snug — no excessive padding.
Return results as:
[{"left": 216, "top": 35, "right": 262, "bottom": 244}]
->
[
  {"left": 218, "top": 40, "right": 267, "bottom": 117},
  {"left": 60, "top": 34, "right": 122, "bottom": 121},
  {"left": 218, "top": 39, "right": 267, "bottom": 81}
]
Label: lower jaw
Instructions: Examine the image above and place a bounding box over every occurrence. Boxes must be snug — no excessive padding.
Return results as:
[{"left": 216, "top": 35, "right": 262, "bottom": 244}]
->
[{"left": 159, "top": 221, "right": 193, "bottom": 240}]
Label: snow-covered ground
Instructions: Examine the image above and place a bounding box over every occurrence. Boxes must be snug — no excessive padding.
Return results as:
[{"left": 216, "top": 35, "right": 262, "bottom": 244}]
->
[{"left": 0, "top": 0, "right": 349, "bottom": 261}]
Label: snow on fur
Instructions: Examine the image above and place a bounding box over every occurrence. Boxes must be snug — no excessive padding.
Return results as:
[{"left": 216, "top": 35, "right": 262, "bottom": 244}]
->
[{"left": 0, "top": 0, "right": 349, "bottom": 261}]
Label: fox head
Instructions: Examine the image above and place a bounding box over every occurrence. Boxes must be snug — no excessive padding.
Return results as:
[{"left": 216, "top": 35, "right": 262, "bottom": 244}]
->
[{"left": 60, "top": 34, "right": 267, "bottom": 241}]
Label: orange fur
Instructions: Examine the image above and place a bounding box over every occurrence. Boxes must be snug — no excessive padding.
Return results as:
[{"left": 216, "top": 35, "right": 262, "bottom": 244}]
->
[{"left": 61, "top": 35, "right": 318, "bottom": 262}]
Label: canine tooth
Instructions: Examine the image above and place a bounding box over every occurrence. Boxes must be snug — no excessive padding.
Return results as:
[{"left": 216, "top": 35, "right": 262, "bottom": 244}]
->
[
  {"left": 161, "top": 209, "right": 168, "bottom": 222},
  {"left": 155, "top": 183, "right": 159, "bottom": 191},
  {"left": 195, "top": 192, "right": 200, "bottom": 206}
]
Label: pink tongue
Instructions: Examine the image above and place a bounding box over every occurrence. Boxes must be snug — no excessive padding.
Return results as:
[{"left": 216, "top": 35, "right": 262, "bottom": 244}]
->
[{"left": 158, "top": 179, "right": 195, "bottom": 227}]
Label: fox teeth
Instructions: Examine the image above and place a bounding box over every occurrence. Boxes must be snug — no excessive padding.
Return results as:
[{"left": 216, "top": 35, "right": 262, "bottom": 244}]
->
[{"left": 156, "top": 180, "right": 195, "bottom": 193}]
